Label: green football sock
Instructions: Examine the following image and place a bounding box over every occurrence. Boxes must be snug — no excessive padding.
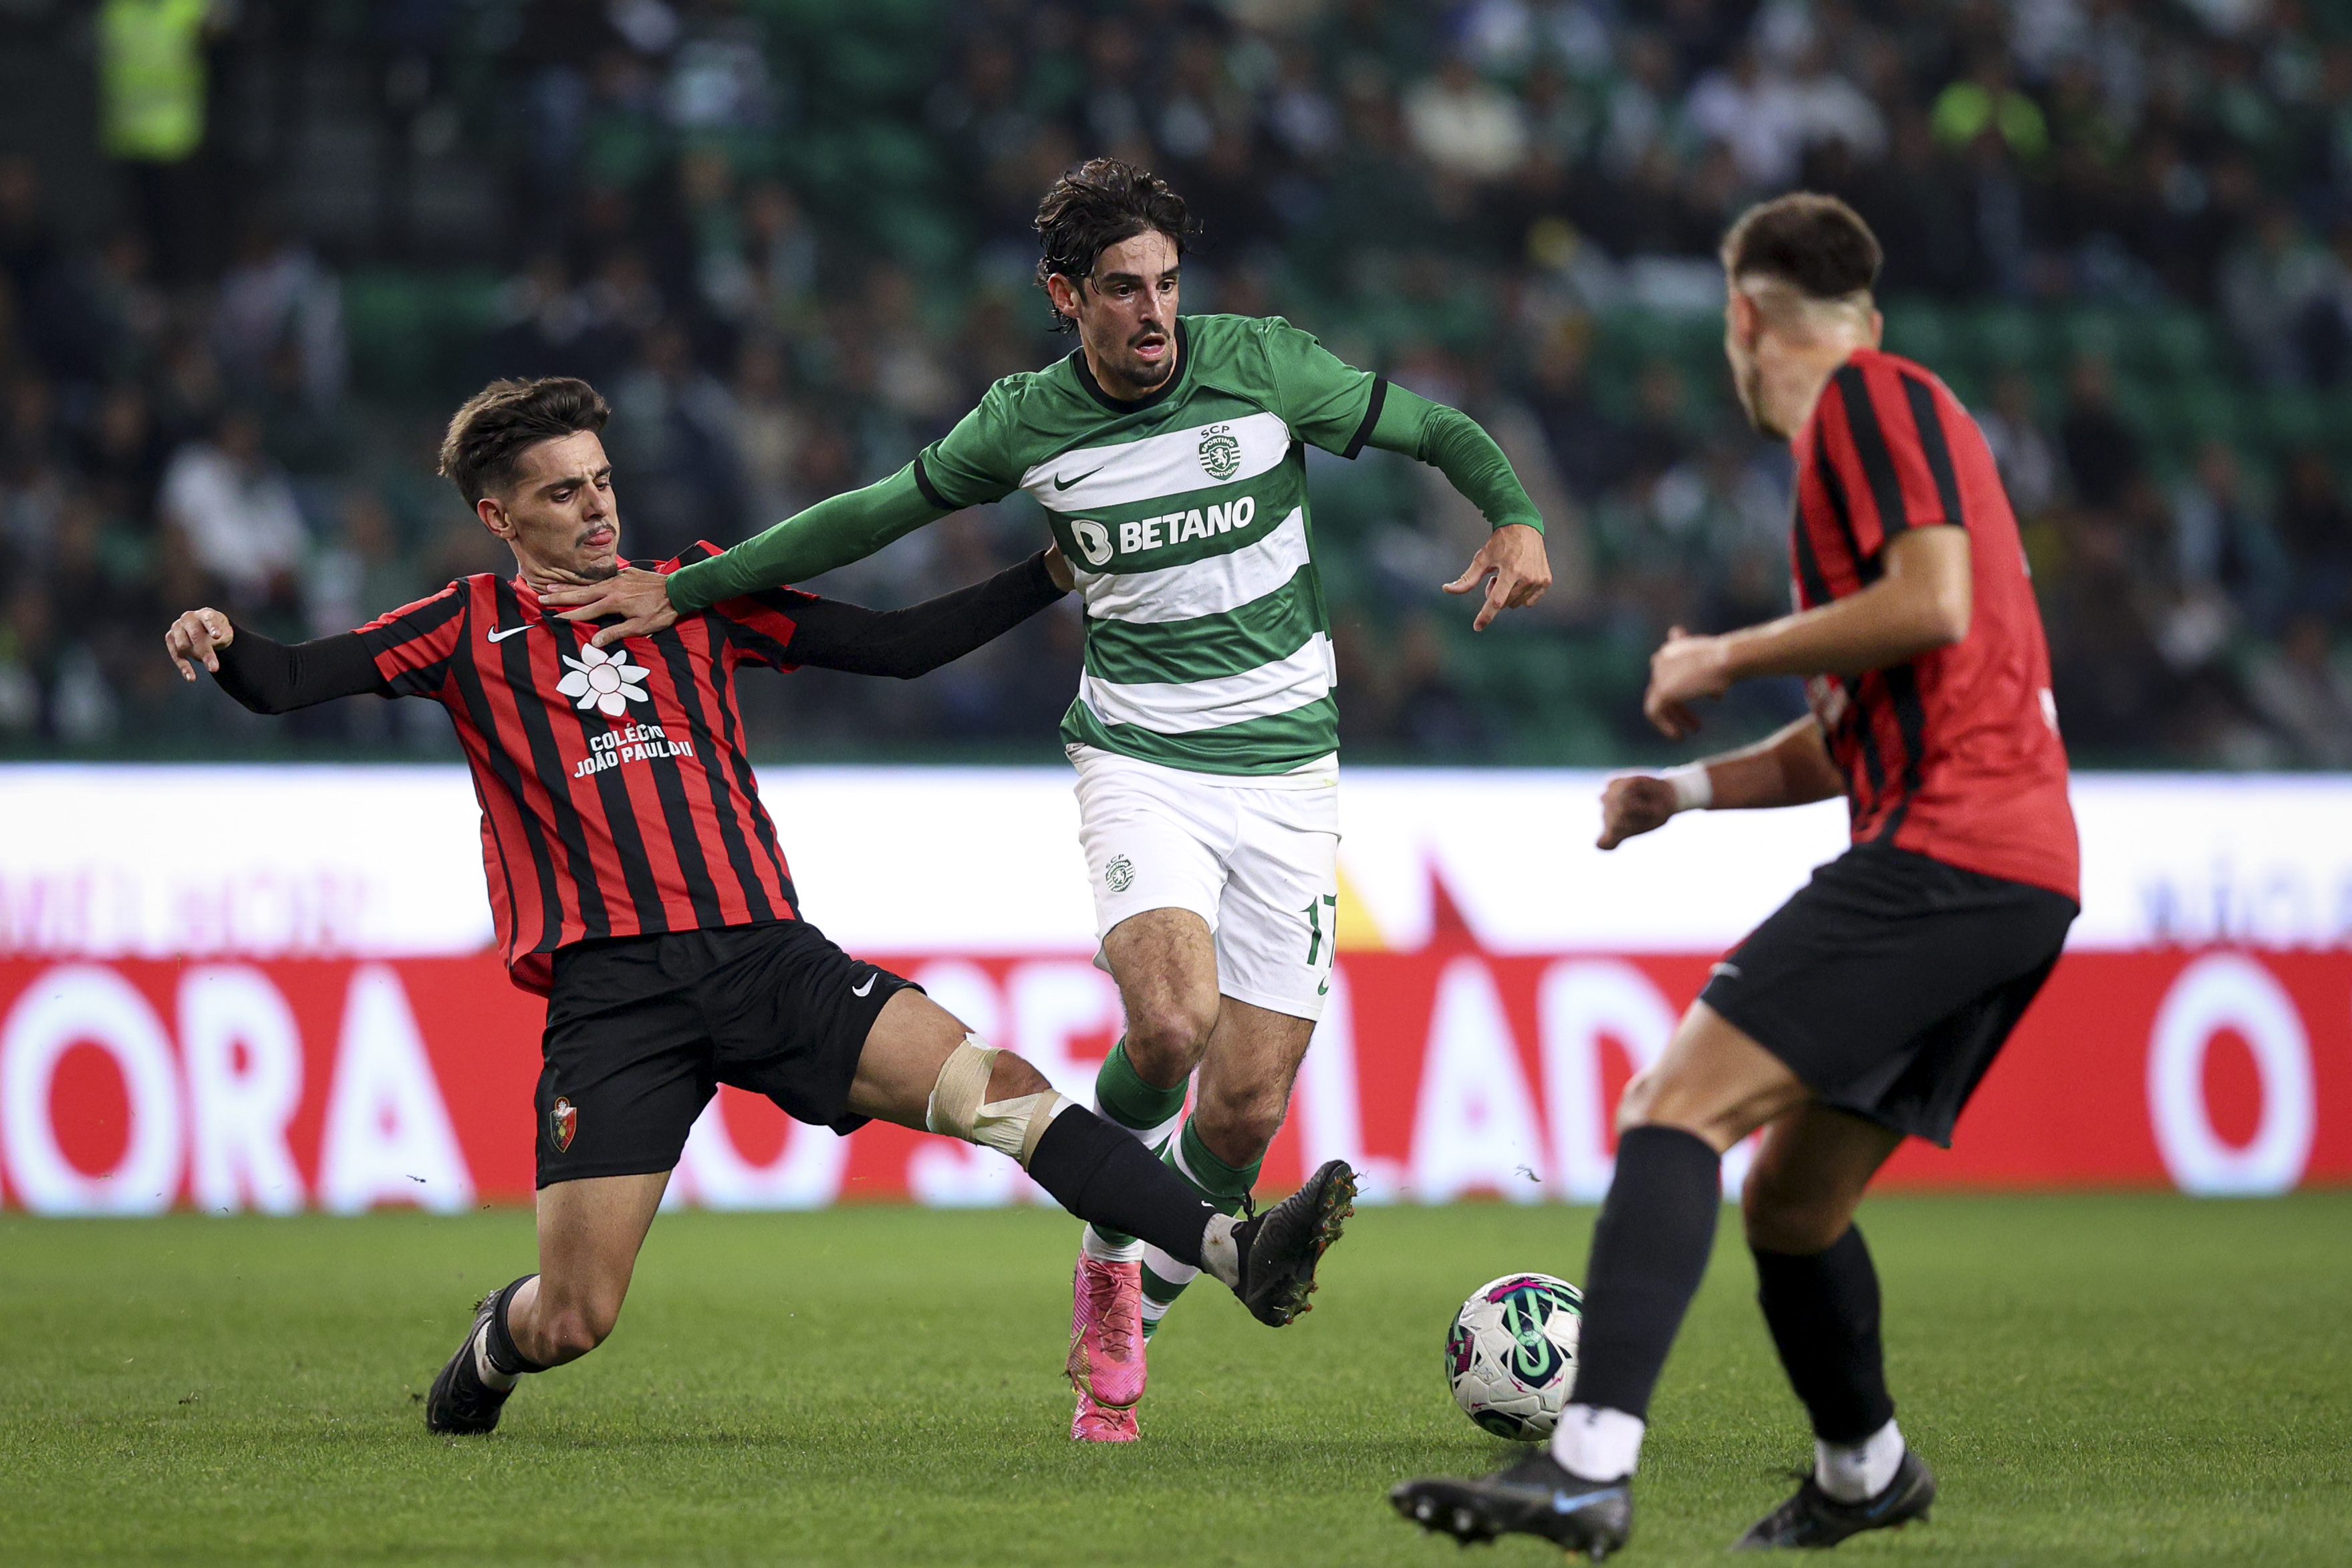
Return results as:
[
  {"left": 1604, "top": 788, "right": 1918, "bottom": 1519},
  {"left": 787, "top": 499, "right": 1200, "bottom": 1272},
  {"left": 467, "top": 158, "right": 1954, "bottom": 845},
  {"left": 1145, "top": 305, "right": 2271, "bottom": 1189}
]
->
[
  {"left": 1085, "top": 1039, "right": 1190, "bottom": 1253},
  {"left": 1140, "top": 1118, "right": 1261, "bottom": 1339},
  {"left": 1093, "top": 1038, "right": 1188, "bottom": 1132}
]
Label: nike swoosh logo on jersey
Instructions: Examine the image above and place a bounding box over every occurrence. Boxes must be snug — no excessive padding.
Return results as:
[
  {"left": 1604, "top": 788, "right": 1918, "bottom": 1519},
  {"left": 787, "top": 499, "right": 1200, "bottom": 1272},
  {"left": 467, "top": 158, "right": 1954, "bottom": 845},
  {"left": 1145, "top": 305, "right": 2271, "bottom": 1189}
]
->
[
  {"left": 485, "top": 624, "right": 533, "bottom": 642},
  {"left": 1053, "top": 467, "right": 1104, "bottom": 491},
  {"left": 851, "top": 973, "right": 877, "bottom": 997}
]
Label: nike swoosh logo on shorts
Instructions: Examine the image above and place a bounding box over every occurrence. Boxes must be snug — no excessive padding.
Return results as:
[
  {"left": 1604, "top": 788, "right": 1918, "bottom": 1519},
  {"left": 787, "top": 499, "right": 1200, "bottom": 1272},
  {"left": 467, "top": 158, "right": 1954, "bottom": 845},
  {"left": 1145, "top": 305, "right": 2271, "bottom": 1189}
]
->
[
  {"left": 1053, "top": 467, "right": 1103, "bottom": 491},
  {"left": 851, "top": 974, "right": 877, "bottom": 997},
  {"left": 1710, "top": 962, "right": 1742, "bottom": 981},
  {"left": 485, "top": 624, "right": 532, "bottom": 642}
]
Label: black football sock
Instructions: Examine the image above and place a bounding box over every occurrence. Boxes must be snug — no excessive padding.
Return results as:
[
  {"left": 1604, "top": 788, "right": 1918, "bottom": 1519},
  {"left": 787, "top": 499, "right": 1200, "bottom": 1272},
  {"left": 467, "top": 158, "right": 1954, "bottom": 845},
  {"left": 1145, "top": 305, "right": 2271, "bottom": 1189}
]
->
[
  {"left": 1029, "top": 1108, "right": 1216, "bottom": 1269},
  {"left": 1753, "top": 1225, "right": 1896, "bottom": 1444},
  {"left": 1565, "top": 1125, "right": 1724, "bottom": 1421},
  {"left": 483, "top": 1275, "right": 551, "bottom": 1379}
]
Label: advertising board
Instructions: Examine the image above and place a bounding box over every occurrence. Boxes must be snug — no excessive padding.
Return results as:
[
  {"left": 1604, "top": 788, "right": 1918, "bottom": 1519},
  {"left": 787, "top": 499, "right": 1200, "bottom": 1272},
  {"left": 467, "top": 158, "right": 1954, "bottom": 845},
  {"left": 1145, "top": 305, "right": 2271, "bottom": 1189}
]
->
[{"left": 3, "top": 767, "right": 2347, "bottom": 1211}]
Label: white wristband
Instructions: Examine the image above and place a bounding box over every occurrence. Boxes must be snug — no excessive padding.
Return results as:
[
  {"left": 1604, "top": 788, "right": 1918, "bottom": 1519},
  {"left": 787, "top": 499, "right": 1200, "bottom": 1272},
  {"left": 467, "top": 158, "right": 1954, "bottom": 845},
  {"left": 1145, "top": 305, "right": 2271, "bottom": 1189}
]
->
[{"left": 1664, "top": 764, "right": 1713, "bottom": 813}]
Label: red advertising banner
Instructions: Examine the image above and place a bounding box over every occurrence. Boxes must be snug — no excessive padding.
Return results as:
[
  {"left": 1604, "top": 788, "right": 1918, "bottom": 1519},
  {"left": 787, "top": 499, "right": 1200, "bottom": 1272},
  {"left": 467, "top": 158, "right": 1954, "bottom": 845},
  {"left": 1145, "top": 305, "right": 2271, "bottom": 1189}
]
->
[{"left": 3, "top": 948, "right": 2346, "bottom": 1214}]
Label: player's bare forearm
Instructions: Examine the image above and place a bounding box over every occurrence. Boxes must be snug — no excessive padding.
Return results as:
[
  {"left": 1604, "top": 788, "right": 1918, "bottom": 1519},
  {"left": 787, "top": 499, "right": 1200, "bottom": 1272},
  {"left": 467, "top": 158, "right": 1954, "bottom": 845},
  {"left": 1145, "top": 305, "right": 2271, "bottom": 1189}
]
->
[
  {"left": 1642, "top": 528, "right": 1968, "bottom": 738},
  {"left": 1722, "top": 527, "right": 1971, "bottom": 681},
  {"left": 1595, "top": 720, "right": 1837, "bottom": 850},
  {"left": 1701, "top": 718, "right": 1842, "bottom": 809}
]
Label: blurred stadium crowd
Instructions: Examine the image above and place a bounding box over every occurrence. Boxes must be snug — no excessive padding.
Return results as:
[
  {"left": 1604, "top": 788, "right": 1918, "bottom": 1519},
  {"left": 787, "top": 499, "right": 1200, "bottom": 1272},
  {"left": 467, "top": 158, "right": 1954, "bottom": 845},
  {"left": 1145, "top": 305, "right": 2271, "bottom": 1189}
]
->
[{"left": 0, "top": 0, "right": 2349, "bottom": 765}]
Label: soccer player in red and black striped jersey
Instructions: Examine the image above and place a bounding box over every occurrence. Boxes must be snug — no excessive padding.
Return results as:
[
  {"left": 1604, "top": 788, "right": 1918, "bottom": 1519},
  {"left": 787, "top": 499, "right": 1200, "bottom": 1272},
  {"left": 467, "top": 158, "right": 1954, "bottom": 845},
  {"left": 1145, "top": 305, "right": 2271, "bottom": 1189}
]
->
[
  {"left": 1393, "top": 196, "right": 2079, "bottom": 1555},
  {"left": 162, "top": 376, "right": 1355, "bottom": 1438}
]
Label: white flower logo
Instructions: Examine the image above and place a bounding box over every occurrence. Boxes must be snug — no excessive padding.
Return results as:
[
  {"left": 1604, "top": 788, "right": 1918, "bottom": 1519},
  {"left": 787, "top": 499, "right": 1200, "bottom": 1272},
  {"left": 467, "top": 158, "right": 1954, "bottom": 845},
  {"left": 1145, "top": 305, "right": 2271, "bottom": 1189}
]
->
[{"left": 556, "top": 643, "right": 652, "bottom": 717}]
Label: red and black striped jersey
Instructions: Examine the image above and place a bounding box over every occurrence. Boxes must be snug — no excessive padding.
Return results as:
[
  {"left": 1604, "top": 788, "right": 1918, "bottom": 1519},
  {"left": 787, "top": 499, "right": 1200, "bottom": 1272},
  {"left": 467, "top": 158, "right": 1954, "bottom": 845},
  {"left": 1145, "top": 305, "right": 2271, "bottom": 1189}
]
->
[
  {"left": 1792, "top": 348, "right": 2079, "bottom": 902},
  {"left": 355, "top": 542, "right": 811, "bottom": 994}
]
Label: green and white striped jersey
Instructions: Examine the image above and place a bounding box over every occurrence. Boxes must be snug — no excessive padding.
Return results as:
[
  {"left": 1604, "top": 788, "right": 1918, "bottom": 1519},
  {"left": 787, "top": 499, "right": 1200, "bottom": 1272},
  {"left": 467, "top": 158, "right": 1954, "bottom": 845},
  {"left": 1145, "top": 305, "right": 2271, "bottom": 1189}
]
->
[{"left": 917, "top": 314, "right": 1382, "bottom": 777}]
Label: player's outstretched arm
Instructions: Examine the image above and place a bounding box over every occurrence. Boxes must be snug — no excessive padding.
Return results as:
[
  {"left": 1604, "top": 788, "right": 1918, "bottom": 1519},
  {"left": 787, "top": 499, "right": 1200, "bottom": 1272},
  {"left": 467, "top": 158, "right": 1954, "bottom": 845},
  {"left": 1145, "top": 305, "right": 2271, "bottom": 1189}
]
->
[
  {"left": 784, "top": 547, "right": 1075, "bottom": 678},
  {"left": 1597, "top": 718, "right": 1840, "bottom": 850},
  {"left": 1360, "top": 384, "right": 1553, "bottom": 630},
  {"left": 1642, "top": 525, "right": 1970, "bottom": 738},
  {"left": 544, "top": 465, "right": 948, "bottom": 648},
  {"left": 165, "top": 608, "right": 386, "bottom": 714}
]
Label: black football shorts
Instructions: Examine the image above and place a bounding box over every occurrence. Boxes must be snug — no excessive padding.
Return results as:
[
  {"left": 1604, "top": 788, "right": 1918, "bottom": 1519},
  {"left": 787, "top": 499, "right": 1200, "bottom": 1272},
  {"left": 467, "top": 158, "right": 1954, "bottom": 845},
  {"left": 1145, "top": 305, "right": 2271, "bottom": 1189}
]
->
[
  {"left": 1698, "top": 843, "right": 2077, "bottom": 1147},
  {"left": 531, "top": 920, "right": 918, "bottom": 1188}
]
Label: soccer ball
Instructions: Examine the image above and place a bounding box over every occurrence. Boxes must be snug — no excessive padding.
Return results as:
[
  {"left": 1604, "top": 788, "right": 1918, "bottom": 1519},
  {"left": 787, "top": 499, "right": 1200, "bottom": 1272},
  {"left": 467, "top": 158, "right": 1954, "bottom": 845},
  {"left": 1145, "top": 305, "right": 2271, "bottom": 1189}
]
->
[{"left": 1445, "top": 1273, "right": 1584, "bottom": 1440}]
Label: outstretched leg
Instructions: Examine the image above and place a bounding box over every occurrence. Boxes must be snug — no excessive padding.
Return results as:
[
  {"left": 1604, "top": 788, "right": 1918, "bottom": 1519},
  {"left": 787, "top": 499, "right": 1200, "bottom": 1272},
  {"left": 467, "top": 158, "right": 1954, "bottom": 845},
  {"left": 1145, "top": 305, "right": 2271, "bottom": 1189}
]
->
[{"left": 846, "top": 988, "right": 1351, "bottom": 1326}]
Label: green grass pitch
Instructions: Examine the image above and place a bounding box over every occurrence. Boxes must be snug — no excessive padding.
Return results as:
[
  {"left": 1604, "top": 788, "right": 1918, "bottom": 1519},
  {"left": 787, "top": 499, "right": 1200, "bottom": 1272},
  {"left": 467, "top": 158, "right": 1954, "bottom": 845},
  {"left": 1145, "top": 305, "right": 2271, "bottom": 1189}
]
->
[{"left": 3, "top": 1194, "right": 2346, "bottom": 1566}]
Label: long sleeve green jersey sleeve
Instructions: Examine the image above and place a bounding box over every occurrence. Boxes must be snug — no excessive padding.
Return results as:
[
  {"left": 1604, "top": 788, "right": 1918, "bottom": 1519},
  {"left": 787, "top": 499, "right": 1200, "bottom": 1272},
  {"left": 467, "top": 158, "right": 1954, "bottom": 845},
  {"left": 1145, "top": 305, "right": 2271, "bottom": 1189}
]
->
[
  {"left": 664, "top": 316, "right": 1543, "bottom": 614},
  {"left": 1361, "top": 383, "right": 1545, "bottom": 534}
]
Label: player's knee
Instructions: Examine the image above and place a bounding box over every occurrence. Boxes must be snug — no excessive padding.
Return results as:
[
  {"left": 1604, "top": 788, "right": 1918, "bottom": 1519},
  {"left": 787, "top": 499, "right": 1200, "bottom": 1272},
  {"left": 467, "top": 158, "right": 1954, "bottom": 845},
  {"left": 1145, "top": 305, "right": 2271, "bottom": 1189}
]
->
[
  {"left": 1124, "top": 1001, "right": 1214, "bottom": 1081},
  {"left": 1615, "top": 1068, "right": 1660, "bottom": 1132},
  {"left": 926, "top": 1036, "right": 1069, "bottom": 1167},
  {"left": 1195, "top": 1077, "right": 1287, "bottom": 1161},
  {"left": 986, "top": 1051, "right": 1051, "bottom": 1101},
  {"left": 1741, "top": 1171, "right": 1846, "bottom": 1255},
  {"left": 1616, "top": 1067, "right": 1722, "bottom": 1141}
]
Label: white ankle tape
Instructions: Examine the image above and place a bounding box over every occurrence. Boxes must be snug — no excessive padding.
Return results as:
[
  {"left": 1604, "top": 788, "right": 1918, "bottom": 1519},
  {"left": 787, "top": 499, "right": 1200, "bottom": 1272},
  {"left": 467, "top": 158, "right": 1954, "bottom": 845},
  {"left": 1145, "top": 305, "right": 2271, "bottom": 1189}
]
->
[{"left": 926, "top": 1036, "right": 1071, "bottom": 1166}]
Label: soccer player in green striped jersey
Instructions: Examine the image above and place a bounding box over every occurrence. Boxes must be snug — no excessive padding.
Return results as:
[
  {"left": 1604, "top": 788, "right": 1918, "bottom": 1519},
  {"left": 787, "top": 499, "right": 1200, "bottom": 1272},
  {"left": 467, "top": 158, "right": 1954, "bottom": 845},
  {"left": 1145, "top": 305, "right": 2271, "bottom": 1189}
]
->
[{"left": 545, "top": 158, "right": 1553, "bottom": 1441}]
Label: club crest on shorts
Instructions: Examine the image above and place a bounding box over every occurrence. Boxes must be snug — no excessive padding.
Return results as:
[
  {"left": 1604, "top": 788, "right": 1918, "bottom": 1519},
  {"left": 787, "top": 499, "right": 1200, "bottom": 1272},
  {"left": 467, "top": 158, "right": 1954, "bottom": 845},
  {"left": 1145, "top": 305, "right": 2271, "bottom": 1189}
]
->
[
  {"left": 549, "top": 1096, "right": 577, "bottom": 1154},
  {"left": 1198, "top": 424, "right": 1240, "bottom": 481},
  {"left": 1105, "top": 854, "right": 1135, "bottom": 893}
]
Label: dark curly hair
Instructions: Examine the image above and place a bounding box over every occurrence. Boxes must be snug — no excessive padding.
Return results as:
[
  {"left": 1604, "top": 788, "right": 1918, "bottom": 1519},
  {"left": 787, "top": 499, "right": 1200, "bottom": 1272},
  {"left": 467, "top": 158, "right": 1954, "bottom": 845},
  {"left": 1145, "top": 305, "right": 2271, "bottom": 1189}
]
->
[
  {"left": 438, "top": 377, "right": 612, "bottom": 505},
  {"left": 1033, "top": 157, "right": 1194, "bottom": 334},
  {"left": 1720, "top": 192, "right": 1883, "bottom": 299}
]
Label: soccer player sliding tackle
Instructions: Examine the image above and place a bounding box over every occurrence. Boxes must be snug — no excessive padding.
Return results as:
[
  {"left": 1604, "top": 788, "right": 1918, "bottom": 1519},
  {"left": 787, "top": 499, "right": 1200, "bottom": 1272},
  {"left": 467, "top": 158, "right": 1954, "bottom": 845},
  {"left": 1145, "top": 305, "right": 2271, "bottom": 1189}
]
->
[
  {"left": 1392, "top": 194, "right": 2079, "bottom": 1555},
  {"left": 162, "top": 376, "right": 1355, "bottom": 1437},
  {"left": 543, "top": 158, "right": 1555, "bottom": 1442}
]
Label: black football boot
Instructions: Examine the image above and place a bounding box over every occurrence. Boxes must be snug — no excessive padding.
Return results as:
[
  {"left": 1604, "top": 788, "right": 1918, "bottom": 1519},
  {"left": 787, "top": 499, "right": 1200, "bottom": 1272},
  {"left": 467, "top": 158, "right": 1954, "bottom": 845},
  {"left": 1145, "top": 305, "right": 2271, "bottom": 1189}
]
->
[
  {"left": 1391, "top": 1448, "right": 1634, "bottom": 1561},
  {"left": 424, "top": 1277, "right": 531, "bottom": 1435},
  {"left": 1734, "top": 1448, "right": 1937, "bottom": 1549},
  {"left": 1229, "top": 1159, "right": 1357, "bottom": 1327}
]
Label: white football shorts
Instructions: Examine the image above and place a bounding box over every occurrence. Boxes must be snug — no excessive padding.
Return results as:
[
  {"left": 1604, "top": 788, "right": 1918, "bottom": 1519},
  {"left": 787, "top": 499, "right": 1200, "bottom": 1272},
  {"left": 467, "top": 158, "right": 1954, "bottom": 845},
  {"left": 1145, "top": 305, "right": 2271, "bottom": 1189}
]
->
[{"left": 1069, "top": 745, "right": 1340, "bottom": 1021}]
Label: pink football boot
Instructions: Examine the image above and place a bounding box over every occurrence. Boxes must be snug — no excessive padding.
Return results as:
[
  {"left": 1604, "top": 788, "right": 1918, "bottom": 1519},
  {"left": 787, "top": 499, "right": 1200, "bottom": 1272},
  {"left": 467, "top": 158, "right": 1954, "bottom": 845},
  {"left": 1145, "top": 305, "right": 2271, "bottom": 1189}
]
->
[
  {"left": 1071, "top": 1390, "right": 1140, "bottom": 1442},
  {"left": 1066, "top": 1255, "right": 1148, "bottom": 1426}
]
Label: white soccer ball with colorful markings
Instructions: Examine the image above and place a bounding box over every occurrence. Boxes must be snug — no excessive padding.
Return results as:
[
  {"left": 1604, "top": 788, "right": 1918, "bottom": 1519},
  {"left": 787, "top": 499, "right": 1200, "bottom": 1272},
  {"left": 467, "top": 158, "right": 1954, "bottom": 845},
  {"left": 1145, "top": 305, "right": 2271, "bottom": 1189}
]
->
[{"left": 1446, "top": 1273, "right": 1584, "bottom": 1440}]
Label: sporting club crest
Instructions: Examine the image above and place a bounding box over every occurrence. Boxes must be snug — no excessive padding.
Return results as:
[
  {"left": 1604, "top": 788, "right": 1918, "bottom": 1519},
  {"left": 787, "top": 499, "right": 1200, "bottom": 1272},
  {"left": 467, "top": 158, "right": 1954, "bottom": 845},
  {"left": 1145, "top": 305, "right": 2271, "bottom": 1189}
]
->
[
  {"left": 1105, "top": 855, "right": 1135, "bottom": 893},
  {"left": 1198, "top": 424, "right": 1241, "bottom": 481},
  {"left": 549, "top": 1096, "right": 577, "bottom": 1154}
]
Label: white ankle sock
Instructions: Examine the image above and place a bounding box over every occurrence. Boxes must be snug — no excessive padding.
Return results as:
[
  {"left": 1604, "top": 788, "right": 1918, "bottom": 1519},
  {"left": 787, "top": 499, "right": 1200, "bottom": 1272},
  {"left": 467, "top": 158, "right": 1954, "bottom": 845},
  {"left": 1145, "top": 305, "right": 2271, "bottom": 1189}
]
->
[
  {"left": 1140, "top": 1243, "right": 1198, "bottom": 1289},
  {"left": 473, "top": 1325, "right": 519, "bottom": 1391},
  {"left": 1549, "top": 1404, "right": 1645, "bottom": 1481},
  {"left": 1815, "top": 1418, "right": 1904, "bottom": 1503},
  {"left": 1200, "top": 1213, "right": 1240, "bottom": 1289},
  {"left": 1079, "top": 1225, "right": 1143, "bottom": 1265}
]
